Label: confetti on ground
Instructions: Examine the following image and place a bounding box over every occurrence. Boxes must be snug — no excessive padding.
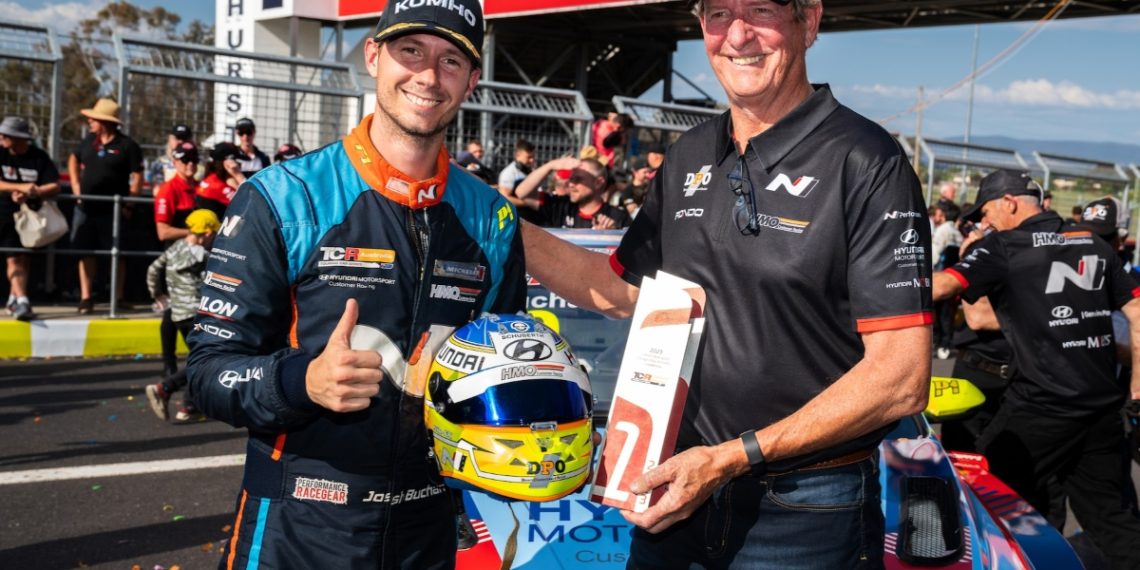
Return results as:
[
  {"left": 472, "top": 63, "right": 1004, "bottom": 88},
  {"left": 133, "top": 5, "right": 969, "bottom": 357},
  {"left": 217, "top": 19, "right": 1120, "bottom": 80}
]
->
[
  {"left": 127, "top": 395, "right": 135, "bottom": 401},
  {"left": 201, "top": 542, "right": 215, "bottom": 552},
  {"left": 129, "top": 565, "right": 139, "bottom": 570},
  {"left": 108, "top": 415, "right": 118, "bottom": 422},
  {"left": 222, "top": 524, "right": 233, "bottom": 532},
  {"left": 171, "top": 565, "right": 182, "bottom": 570},
  {"left": 90, "top": 484, "right": 102, "bottom": 492},
  {"left": 162, "top": 504, "right": 174, "bottom": 512},
  {"left": 172, "top": 515, "right": 186, "bottom": 521},
  {"left": 33, "top": 416, "right": 41, "bottom": 423},
  {"left": 100, "top": 400, "right": 107, "bottom": 406},
  {"left": 154, "top": 565, "right": 166, "bottom": 570}
]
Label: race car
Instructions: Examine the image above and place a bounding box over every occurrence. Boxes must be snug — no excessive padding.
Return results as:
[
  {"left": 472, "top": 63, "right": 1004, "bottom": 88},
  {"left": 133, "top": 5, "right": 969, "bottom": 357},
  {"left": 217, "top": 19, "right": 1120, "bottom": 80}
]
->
[{"left": 456, "top": 229, "right": 1084, "bottom": 570}]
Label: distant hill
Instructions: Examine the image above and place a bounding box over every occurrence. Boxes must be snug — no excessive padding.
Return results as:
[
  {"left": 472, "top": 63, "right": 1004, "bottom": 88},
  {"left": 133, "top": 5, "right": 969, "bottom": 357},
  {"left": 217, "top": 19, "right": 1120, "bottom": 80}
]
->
[{"left": 962, "top": 136, "right": 1140, "bottom": 167}]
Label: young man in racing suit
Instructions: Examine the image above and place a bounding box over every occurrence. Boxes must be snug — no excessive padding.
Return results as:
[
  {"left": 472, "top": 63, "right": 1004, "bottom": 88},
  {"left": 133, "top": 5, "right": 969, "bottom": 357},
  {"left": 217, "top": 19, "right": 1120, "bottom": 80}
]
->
[{"left": 186, "top": 1, "right": 526, "bottom": 567}]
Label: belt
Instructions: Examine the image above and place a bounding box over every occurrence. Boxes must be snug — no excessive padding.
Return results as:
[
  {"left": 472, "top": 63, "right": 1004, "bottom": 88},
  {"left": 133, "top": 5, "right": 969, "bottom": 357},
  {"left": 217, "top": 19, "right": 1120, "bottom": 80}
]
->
[
  {"left": 958, "top": 350, "right": 1013, "bottom": 380},
  {"left": 769, "top": 448, "right": 875, "bottom": 475}
]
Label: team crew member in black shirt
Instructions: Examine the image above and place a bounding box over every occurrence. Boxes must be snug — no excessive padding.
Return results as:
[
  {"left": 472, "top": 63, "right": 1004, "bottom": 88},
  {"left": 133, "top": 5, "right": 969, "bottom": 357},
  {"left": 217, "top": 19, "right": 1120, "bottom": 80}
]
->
[
  {"left": 233, "top": 118, "right": 271, "bottom": 179},
  {"left": 515, "top": 157, "right": 629, "bottom": 230},
  {"left": 68, "top": 99, "right": 144, "bottom": 314},
  {"left": 524, "top": 0, "right": 932, "bottom": 566},
  {"left": 933, "top": 169, "right": 1140, "bottom": 569},
  {"left": 0, "top": 116, "right": 60, "bottom": 321}
]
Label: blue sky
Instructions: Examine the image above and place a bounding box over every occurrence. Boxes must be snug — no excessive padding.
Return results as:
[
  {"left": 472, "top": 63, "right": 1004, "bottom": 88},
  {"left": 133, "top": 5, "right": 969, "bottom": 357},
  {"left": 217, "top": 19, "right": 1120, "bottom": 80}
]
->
[{"left": 7, "top": 0, "right": 1139, "bottom": 146}]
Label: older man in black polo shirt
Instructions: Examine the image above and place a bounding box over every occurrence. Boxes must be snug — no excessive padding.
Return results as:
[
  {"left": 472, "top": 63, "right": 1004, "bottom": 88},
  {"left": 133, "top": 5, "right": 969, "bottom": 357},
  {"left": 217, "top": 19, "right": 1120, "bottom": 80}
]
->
[
  {"left": 933, "top": 169, "right": 1140, "bottom": 569},
  {"left": 523, "top": 0, "right": 931, "bottom": 566}
]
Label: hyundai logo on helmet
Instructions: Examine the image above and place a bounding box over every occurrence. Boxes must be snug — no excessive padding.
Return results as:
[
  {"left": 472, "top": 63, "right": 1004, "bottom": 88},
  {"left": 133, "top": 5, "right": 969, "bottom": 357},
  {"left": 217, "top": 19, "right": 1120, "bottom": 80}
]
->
[
  {"left": 504, "top": 339, "right": 553, "bottom": 361},
  {"left": 899, "top": 229, "right": 920, "bottom": 245},
  {"left": 1052, "top": 305, "right": 1074, "bottom": 319}
]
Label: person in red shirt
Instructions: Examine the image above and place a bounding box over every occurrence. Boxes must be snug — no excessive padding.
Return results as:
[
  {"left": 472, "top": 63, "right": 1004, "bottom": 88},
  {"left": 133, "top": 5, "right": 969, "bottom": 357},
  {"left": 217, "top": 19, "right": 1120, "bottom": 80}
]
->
[
  {"left": 153, "top": 141, "right": 199, "bottom": 244},
  {"left": 197, "top": 143, "right": 244, "bottom": 219},
  {"left": 152, "top": 140, "right": 201, "bottom": 380}
]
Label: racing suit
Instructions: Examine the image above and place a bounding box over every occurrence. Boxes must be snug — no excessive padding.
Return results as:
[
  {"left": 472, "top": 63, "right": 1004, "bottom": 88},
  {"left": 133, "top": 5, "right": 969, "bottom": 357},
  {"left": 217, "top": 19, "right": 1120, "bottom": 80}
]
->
[{"left": 187, "top": 116, "right": 526, "bottom": 569}]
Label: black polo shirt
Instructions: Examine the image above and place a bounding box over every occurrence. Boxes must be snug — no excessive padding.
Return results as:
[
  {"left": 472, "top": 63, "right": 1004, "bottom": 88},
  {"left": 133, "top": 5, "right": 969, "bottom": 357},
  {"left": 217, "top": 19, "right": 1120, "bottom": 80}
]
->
[
  {"left": 612, "top": 84, "right": 931, "bottom": 471},
  {"left": 237, "top": 146, "right": 270, "bottom": 179},
  {"left": 0, "top": 145, "right": 59, "bottom": 217},
  {"left": 72, "top": 132, "right": 143, "bottom": 214},
  {"left": 538, "top": 195, "right": 631, "bottom": 229},
  {"left": 945, "top": 211, "right": 1138, "bottom": 417}
]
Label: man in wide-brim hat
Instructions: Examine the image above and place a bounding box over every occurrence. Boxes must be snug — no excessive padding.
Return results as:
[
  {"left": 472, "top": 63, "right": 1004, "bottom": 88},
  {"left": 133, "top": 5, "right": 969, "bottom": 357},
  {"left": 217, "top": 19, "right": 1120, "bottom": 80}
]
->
[{"left": 67, "top": 98, "right": 144, "bottom": 314}]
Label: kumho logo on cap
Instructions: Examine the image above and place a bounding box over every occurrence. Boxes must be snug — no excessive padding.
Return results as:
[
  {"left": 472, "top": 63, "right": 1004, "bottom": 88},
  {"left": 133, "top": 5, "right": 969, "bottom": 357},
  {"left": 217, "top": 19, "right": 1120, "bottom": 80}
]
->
[{"left": 394, "top": 0, "right": 478, "bottom": 27}]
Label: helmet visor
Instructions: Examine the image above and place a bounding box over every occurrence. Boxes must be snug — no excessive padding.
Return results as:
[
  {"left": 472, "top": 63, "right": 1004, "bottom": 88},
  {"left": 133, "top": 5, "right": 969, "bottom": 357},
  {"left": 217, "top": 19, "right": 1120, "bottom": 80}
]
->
[{"left": 433, "top": 365, "right": 592, "bottom": 426}]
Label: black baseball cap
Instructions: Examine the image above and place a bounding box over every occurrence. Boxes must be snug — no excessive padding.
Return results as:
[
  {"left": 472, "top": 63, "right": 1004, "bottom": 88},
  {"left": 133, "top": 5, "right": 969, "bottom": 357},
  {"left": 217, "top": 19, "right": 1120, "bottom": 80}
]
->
[
  {"left": 372, "top": 0, "right": 484, "bottom": 67},
  {"left": 1076, "top": 197, "right": 1120, "bottom": 238},
  {"left": 211, "top": 142, "right": 241, "bottom": 163},
  {"left": 961, "top": 169, "right": 1044, "bottom": 223},
  {"left": 171, "top": 123, "right": 193, "bottom": 141},
  {"left": 171, "top": 141, "right": 199, "bottom": 163},
  {"left": 235, "top": 118, "right": 255, "bottom": 133}
]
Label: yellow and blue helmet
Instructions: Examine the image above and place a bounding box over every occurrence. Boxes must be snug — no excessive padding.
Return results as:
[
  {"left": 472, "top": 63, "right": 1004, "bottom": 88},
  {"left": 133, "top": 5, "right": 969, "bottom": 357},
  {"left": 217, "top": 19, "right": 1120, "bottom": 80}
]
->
[{"left": 425, "top": 313, "right": 593, "bottom": 502}]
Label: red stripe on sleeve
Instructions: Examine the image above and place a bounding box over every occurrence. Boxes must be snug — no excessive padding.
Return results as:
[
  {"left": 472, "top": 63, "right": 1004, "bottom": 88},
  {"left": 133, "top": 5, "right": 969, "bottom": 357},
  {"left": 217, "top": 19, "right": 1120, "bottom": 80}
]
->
[
  {"left": 944, "top": 268, "right": 970, "bottom": 289},
  {"left": 1132, "top": 287, "right": 1140, "bottom": 298},
  {"left": 856, "top": 312, "right": 934, "bottom": 333},
  {"left": 609, "top": 252, "right": 625, "bottom": 278}
]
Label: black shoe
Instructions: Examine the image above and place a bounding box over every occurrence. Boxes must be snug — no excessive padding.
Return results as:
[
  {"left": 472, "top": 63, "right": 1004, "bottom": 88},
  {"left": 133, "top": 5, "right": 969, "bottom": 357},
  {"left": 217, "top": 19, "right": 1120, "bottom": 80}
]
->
[{"left": 77, "top": 298, "right": 94, "bottom": 315}]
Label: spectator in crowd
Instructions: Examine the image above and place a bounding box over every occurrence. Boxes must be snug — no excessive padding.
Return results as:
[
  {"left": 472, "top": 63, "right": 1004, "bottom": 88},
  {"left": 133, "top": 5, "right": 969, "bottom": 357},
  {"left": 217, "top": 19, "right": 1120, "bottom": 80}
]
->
[
  {"left": 517, "top": 157, "right": 629, "bottom": 230},
  {"left": 233, "top": 117, "right": 270, "bottom": 178},
  {"left": 931, "top": 201, "right": 962, "bottom": 359},
  {"left": 1042, "top": 190, "right": 1054, "bottom": 212},
  {"left": 1070, "top": 204, "right": 1083, "bottom": 224},
  {"left": 644, "top": 141, "right": 666, "bottom": 174},
  {"left": 591, "top": 111, "right": 633, "bottom": 166},
  {"left": 523, "top": 0, "right": 931, "bottom": 566},
  {"left": 933, "top": 169, "right": 1140, "bottom": 568},
  {"left": 144, "top": 209, "right": 218, "bottom": 423},
  {"left": 0, "top": 116, "right": 60, "bottom": 321},
  {"left": 498, "top": 138, "right": 537, "bottom": 219},
  {"left": 187, "top": 0, "right": 527, "bottom": 565},
  {"left": 273, "top": 143, "right": 302, "bottom": 163},
  {"left": 454, "top": 139, "right": 493, "bottom": 183},
  {"left": 152, "top": 141, "right": 201, "bottom": 380},
  {"left": 196, "top": 143, "right": 243, "bottom": 219},
  {"left": 147, "top": 123, "right": 193, "bottom": 186},
  {"left": 68, "top": 98, "right": 144, "bottom": 314},
  {"left": 938, "top": 181, "right": 957, "bottom": 204}
]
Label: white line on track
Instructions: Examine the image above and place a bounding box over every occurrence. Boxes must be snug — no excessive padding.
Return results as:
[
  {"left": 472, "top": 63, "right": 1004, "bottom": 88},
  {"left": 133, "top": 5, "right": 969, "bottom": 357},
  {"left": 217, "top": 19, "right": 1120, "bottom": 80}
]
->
[{"left": 0, "top": 454, "right": 245, "bottom": 485}]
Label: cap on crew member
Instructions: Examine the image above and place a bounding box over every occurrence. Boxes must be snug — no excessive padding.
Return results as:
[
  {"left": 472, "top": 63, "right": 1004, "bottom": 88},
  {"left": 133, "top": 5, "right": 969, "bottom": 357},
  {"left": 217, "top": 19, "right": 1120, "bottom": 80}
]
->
[
  {"left": 372, "top": 0, "right": 484, "bottom": 67},
  {"left": 211, "top": 142, "right": 241, "bottom": 163},
  {"left": 961, "top": 169, "right": 1044, "bottom": 223},
  {"left": 235, "top": 118, "right": 256, "bottom": 133},
  {"left": 1077, "top": 197, "right": 1124, "bottom": 239},
  {"left": 171, "top": 124, "right": 193, "bottom": 141},
  {"left": 172, "top": 141, "right": 199, "bottom": 163}
]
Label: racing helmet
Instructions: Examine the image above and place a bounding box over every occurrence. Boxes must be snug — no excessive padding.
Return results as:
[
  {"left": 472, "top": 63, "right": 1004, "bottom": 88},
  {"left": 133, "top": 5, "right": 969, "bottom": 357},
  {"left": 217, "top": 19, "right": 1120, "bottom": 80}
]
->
[{"left": 425, "top": 313, "right": 593, "bottom": 502}]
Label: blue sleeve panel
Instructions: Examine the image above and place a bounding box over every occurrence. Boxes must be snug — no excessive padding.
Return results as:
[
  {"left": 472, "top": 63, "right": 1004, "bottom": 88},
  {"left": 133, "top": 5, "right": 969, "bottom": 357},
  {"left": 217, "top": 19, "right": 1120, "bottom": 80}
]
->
[{"left": 443, "top": 164, "right": 526, "bottom": 315}]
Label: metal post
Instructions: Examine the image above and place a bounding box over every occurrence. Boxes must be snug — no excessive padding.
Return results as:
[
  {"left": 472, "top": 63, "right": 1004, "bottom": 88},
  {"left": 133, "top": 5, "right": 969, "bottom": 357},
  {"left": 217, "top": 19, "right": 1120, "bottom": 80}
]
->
[
  {"left": 961, "top": 25, "right": 980, "bottom": 196},
  {"left": 288, "top": 16, "right": 299, "bottom": 143},
  {"left": 480, "top": 26, "right": 495, "bottom": 158},
  {"left": 109, "top": 195, "right": 121, "bottom": 319},
  {"left": 49, "top": 39, "right": 64, "bottom": 163},
  {"left": 662, "top": 47, "right": 674, "bottom": 103}
]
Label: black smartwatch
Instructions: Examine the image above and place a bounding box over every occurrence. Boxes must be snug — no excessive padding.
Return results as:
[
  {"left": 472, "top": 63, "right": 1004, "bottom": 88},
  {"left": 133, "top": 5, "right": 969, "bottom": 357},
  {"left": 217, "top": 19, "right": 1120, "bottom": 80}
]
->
[{"left": 739, "top": 429, "right": 766, "bottom": 478}]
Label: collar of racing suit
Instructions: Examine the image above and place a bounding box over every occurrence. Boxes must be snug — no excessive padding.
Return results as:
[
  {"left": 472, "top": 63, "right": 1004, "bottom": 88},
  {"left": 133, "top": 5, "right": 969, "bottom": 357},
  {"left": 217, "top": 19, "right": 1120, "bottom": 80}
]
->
[{"left": 341, "top": 114, "right": 450, "bottom": 210}]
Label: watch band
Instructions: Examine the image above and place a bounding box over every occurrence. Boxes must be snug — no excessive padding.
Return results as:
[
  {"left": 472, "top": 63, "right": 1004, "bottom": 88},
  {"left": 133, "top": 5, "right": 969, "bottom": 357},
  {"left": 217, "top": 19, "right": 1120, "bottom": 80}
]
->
[{"left": 739, "top": 429, "right": 766, "bottom": 478}]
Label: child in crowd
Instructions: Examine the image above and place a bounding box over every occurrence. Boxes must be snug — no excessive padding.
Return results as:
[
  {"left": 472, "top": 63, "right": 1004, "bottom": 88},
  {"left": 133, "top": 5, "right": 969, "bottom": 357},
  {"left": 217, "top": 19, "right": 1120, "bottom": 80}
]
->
[{"left": 144, "top": 209, "right": 219, "bottom": 423}]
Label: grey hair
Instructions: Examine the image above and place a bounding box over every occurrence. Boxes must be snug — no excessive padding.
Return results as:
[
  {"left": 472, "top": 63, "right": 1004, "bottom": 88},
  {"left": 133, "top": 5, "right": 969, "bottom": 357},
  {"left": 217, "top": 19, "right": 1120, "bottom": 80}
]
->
[{"left": 691, "top": 0, "right": 821, "bottom": 22}]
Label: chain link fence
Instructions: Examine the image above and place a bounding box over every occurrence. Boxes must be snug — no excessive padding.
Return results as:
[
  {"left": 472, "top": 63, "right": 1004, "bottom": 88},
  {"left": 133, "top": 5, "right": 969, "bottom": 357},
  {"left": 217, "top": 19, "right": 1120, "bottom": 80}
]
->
[
  {"left": 0, "top": 19, "right": 63, "bottom": 159},
  {"left": 452, "top": 81, "right": 594, "bottom": 173}
]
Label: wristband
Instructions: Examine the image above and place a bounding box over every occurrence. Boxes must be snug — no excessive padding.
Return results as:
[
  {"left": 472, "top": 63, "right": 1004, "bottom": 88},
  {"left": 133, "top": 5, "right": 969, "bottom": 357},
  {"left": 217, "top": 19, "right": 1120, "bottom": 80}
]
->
[{"left": 739, "top": 429, "right": 766, "bottom": 478}]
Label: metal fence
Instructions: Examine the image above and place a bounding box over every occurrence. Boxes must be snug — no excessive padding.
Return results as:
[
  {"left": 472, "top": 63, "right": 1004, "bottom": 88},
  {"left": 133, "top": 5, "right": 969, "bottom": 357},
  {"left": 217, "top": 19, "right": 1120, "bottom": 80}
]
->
[
  {"left": 452, "top": 81, "right": 593, "bottom": 173},
  {"left": 909, "top": 137, "right": 1031, "bottom": 204},
  {"left": 114, "top": 34, "right": 364, "bottom": 162},
  {"left": 0, "top": 19, "right": 63, "bottom": 160}
]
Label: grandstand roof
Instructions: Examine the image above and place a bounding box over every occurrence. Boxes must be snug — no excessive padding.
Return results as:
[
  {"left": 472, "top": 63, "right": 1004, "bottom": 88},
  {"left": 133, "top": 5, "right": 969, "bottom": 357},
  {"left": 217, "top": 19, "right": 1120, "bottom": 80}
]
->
[{"left": 484, "top": 0, "right": 1140, "bottom": 108}]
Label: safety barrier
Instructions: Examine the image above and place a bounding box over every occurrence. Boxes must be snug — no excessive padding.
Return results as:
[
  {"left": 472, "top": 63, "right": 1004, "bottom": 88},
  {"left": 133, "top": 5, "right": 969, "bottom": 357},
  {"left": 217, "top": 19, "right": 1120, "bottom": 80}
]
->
[{"left": 0, "top": 19, "right": 63, "bottom": 160}]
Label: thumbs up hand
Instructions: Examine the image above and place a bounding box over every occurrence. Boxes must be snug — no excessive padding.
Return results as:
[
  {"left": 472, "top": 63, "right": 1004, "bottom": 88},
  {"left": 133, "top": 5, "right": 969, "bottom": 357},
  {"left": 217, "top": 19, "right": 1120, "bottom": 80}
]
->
[{"left": 305, "top": 299, "right": 384, "bottom": 412}]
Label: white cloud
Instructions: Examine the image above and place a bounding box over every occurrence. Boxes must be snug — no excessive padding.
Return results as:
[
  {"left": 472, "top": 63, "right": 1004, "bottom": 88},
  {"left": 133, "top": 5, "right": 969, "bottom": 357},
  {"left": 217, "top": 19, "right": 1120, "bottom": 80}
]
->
[
  {"left": 850, "top": 79, "right": 1140, "bottom": 110},
  {"left": 0, "top": 1, "right": 102, "bottom": 34}
]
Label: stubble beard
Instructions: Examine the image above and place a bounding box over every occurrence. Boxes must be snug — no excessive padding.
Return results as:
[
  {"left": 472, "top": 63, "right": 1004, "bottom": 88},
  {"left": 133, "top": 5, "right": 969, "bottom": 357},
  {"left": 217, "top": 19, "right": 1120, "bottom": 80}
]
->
[{"left": 376, "top": 91, "right": 460, "bottom": 142}]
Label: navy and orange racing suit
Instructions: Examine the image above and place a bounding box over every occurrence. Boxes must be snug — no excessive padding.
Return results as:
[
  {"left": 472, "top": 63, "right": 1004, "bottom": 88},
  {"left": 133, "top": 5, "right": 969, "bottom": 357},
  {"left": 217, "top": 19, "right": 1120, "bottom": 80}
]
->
[{"left": 187, "top": 115, "right": 526, "bottom": 569}]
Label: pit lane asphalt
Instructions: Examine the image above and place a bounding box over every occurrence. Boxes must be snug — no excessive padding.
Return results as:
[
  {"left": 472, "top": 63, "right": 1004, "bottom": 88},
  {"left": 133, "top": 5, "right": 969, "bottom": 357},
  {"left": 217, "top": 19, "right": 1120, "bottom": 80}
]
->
[
  {"left": 0, "top": 357, "right": 1134, "bottom": 569},
  {"left": 0, "top": 358, "right": 244, "bottom": 569}
]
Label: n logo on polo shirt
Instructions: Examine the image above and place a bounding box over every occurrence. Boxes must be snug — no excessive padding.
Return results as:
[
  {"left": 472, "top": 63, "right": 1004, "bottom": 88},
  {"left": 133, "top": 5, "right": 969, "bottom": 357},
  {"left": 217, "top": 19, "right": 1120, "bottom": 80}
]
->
[
  {"left": 765, "top": 173, "right": 820, "bottom": 198},
  {"left": 1045, "top": 255, "right": 1106, "bottom": 294}
]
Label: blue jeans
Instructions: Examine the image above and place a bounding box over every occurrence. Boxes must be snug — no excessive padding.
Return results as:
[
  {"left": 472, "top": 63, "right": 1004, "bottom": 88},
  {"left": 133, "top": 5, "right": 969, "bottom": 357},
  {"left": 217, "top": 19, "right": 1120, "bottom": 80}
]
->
[{"left": 628, "top": 455, "right": 883, "bottom": 570}]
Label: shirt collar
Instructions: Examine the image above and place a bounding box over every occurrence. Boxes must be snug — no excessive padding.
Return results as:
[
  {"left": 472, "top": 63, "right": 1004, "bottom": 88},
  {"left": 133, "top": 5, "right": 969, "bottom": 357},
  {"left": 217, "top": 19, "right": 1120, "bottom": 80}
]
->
[
  {"left": 716, "top": 84, "right": 840, "bottom": 167},
  {"left": 342, "top": 114, "right": 449, "bottom": 209},
  {"left": 1014, "top": 210, "right": 1065, "bottom": 231}
]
